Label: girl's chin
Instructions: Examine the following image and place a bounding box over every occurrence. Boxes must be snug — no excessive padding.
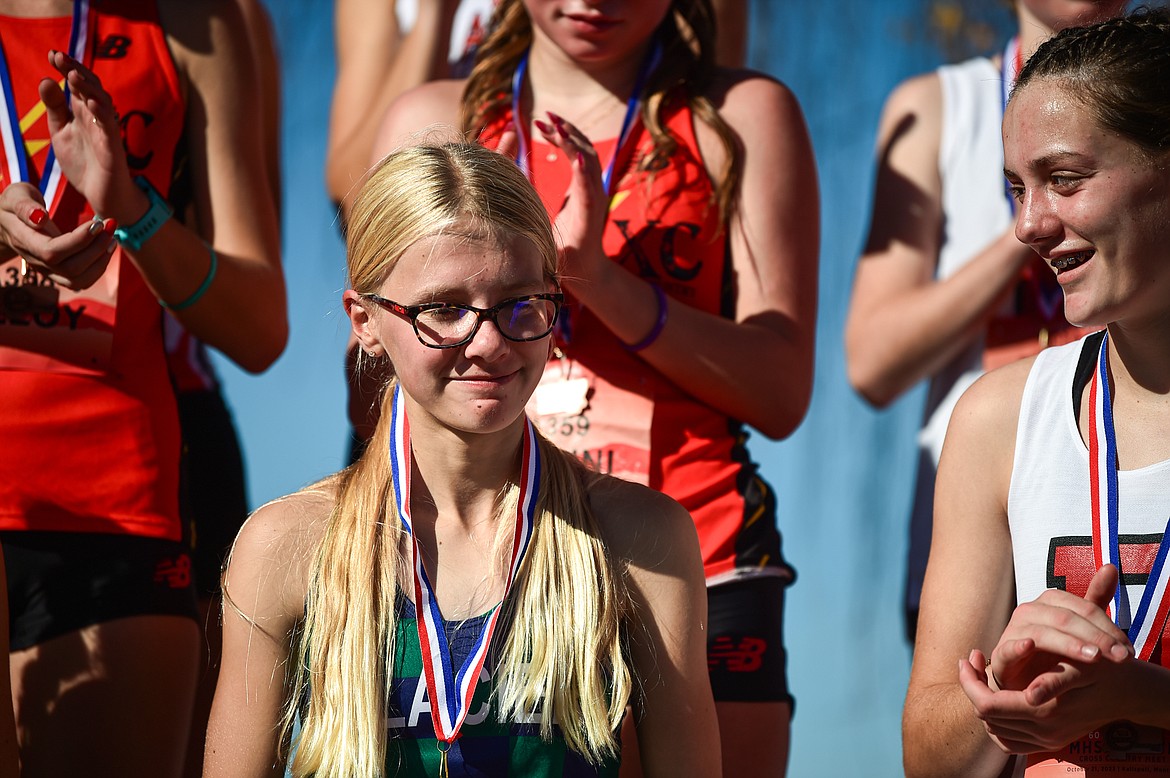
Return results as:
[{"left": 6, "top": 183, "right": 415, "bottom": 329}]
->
[{"left": 445, "top": 400, "right": 529, "bottom": 435}]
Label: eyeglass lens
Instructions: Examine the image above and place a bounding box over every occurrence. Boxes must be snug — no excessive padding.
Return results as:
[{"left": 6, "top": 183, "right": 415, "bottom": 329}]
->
[{"left": 414, "top": 298, "right": 557, "bottom": 346}]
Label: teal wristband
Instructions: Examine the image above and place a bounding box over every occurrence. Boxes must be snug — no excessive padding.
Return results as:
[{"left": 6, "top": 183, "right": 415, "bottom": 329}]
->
[
  {"left": 113, "top": 176, "right": 173, "bottom": 251},
  {"left": 160, "top": 243, "right": 217, "bottom": 312}
]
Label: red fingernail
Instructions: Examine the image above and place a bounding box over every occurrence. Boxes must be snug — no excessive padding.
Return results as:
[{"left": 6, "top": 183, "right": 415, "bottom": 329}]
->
[
  {"left": 534, "top": 119, "right": 553, "bottom": 134},
  {"left": 576, "top": 151, "right": 585, "bottom": 166},
  {"left": 556, "top": 123, "right": 571, "bottom": 139},
  {"left": 103, "top": 218, "right": 117, "bottom": 234},
  {"left": 29, "top": 208, "right": 46, "bottom": 226},
  {"left": 548, "top": 111, "right": 564, "bottom": 126}
]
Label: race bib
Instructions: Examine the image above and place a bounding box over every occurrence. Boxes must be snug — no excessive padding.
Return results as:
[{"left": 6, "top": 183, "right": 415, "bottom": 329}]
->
[
  {"left": 0, "top": 254, "right": 118, "bottom": 374},
  {"left": 1025, "top": 722, "right": 1169, "bottom": 776},
  {"left": 527, "top": 357, "right": 652, "bottom": 485}
]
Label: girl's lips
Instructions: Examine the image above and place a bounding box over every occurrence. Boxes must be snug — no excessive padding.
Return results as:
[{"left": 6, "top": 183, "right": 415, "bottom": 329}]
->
[
  {"left": 564, "top": 13, "right": 620, "bottom": 34},
  {"left": 451, "top": 371, "right": 518, "bottom": 385}
]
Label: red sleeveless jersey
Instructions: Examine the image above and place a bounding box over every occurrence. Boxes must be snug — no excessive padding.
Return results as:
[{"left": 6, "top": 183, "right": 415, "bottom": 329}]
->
[
  {"left": 484, "top": 96, "right": 791, "bottom": 583},
  {"left": 0, "top": 0, "right": 185, "bottom": 540}
]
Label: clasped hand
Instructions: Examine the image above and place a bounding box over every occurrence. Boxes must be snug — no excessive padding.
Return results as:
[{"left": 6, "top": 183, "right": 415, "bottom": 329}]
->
[
  {"left": 0, "top": 50, "right": 135, "bottom": 289},
  {"left": 959, "top": 564, "right": 1136, "bottom": 754}
]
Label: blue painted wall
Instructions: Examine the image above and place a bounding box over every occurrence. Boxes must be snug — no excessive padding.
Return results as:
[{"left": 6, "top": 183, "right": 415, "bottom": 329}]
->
[{"left": 212, "top": 2, "right": 1105, "bottom": 774}]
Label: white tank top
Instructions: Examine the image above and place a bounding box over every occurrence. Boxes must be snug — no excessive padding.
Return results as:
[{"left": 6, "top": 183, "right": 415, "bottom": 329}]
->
[
  {"left": 1008, "top": 334, "right": 1170, "bottom": 607},
  {"left": 1006, "top": 334, "right": 1170, "bottom": 775},
  {"left": 394, "top": 0, "right": 494, "bottom": 70},
  {"left": 917, "top": 55, "right": 1015, "bottom": 466}
]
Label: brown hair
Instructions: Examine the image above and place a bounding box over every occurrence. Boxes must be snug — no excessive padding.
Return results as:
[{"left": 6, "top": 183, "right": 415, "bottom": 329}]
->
[
  {"left": 1014, "top": 7, "right": 1170, "bottom": 156},
  {"left": 461, "top": 0, "right": 743, "bottom": 224}
]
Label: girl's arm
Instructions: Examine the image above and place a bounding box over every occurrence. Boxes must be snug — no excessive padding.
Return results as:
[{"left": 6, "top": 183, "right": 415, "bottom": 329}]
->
[
  {"left": 13, "top": 0, "right": 285, "bottom": 372},
  {"left": 903, "top": 360, "right": 1135, "bottom": 777},
  {"left": 327, "top": 0, "right": 467, "bottom": 216},
  {"left": 204, "top": 493, "right": 325, "bottom": 776},
  {"left": 844, "top": 72, "right": 1035, "bottom": 408},
  {"left": 543, "top": 72, "right": 818, "bottom": 440},
  {"left": 594, "top": 480, "right": 720, "bottom": 777},
  {"left": 158, "top": 0, "right": 286, "bottom": 372},
  {"left": 237, "top": 0, "right": 282, "bottom": 213},
  {"left": 904, "top": 361, "right": 1029, "bottom": 778}
]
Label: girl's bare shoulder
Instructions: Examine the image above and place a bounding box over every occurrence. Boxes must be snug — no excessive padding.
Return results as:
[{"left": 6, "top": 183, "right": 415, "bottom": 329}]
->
[
  {"left": 223, "top": 476, "right": 340, "bottom": 621},
  {"left": 584, "top": 474, "right": 701, "bottom": 577}
]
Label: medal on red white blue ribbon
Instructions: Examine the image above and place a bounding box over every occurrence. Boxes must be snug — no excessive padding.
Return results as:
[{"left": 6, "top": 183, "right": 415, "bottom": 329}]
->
[
  {"left": 388, "top": 385, "right": 540, "bottom": 775},
  {"left": 0, "top": 0, "right": 92, "bottom": 220},
  {"left": 1088, "top": 332, "right": 1170, "bottom": 661}
]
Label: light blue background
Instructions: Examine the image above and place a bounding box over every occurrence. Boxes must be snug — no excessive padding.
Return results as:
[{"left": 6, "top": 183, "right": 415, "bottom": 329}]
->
[{"left": 216, "top": 2, "right": 1057, "bottom": 774}]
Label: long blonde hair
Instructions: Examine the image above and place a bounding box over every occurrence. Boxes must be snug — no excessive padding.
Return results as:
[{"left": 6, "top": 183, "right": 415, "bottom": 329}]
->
[
  {"left": 285, "top": 144, "right": 633, "bottom": 777},
  {"left": 462, "top": 0, "right": 743, "bottom": 224}
]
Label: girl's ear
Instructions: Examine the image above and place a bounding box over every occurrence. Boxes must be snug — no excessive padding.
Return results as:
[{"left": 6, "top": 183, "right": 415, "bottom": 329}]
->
[{"left": 343, "top": 290, "right": 383, "bottom": 358}]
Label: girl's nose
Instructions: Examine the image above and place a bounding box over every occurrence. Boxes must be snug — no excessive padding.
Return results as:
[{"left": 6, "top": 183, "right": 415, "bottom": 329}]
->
[{"left": 1014, "top": 187, "right": 1059, "bottom": 250}]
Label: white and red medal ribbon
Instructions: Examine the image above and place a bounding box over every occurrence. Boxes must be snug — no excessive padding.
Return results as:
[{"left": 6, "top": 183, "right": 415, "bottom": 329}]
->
[
  {"left": 388, "top": 384, "right": 540, "bottom": 750},
  {"left": 0, "top": 0, "right": 91, "bottom": 214},
  {"left": 1088, "top": 332, "right": 1170, "bottom": 661}
]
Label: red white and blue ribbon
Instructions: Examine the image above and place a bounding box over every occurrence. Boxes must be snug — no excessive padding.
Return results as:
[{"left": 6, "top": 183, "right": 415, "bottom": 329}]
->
[
  {"left": 0, "top": 0, "right": 91, "bottom": 215},
  {"left": 1088, "top": 332, "right": 1170, "bottom": 661},
  {"left": 388, "top": 384, "right": 540, "bottom": 751}
]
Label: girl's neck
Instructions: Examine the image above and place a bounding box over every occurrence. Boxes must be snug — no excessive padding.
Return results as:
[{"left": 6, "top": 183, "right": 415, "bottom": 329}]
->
[
  {"left": 1016, "top": 4, "right": 1122, "bottom": 60},
  {"left": 1107, "top": 314, "right": 1170, "bottom": 398},
  {"left": 1016, "top": 8, "right": 1056, "bottom": 62},
  {"left": 524, "top": 32, "right": 655, "bottom": 127},
  {"left": 403, "top": 403, "right": 526, "bottom": 530},
  {"left": 0, "top": 0, "right": 72, "bottom": 17}
]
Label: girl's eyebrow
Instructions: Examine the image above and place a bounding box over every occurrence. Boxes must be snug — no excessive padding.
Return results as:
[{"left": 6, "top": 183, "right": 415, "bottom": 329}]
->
[
  {"left": 1004, "top": 149, "right": 1091, "bottom": 180},
  {"left": 1028, "top": 148, "right": 1090, "bottom": 171}
]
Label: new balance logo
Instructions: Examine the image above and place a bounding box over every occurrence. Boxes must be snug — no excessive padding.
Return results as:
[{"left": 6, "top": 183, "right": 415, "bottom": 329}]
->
[
  {"left": 708, "top": 636, "right": 766, "bottom": 672},
  {"left": 153, "top": 553, "right": 191, "bottom": 589},
  {"left": 94, "top": 34, "right": 131, "bottom": 60}
]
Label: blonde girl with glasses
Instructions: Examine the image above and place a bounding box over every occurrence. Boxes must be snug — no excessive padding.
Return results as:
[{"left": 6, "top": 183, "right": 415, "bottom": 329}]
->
[{"left": 203, "top": 142, "right": 718, "bottom": 778}]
